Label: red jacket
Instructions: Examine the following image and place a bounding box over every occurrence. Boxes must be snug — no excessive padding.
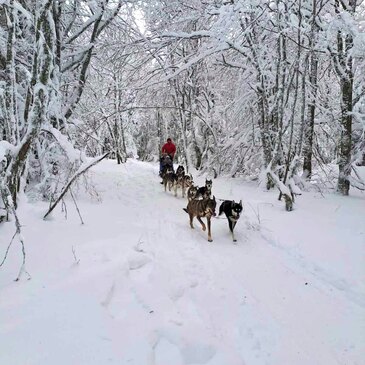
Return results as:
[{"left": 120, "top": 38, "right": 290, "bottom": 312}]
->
[{"left": 162, "top": 141, "right": 176, "bottom": 158}]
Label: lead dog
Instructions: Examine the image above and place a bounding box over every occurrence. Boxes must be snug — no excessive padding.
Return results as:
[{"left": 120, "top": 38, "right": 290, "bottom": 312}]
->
[
  {"left": 218, "top": 200, "right": 243, "bottom": 242},
  {"left": 183, "top": 196, "right": 217, "bottom": 242}
]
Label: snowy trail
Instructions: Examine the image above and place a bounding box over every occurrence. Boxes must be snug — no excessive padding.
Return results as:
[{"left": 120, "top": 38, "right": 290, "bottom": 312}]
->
[{"left": 1, "top": 159, "right": 364, "bottom": 365}]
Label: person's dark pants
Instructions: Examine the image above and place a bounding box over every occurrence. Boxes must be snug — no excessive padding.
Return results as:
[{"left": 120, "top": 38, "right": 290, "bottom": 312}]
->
[{"left": 159, "top": 159, "right": 163, "bottom": 176}]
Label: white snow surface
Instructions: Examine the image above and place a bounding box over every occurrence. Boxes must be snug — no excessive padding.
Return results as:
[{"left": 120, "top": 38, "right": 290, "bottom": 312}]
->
[{"left": 1, "top": 159, "right": 364, "bottom": 365}]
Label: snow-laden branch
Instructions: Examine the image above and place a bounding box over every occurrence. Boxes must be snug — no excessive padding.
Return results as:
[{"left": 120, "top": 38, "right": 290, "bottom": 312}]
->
[
  {"left": 349, "top": 166, "right": 365, "bottom": 191},
  {"left": 161, "top": 30, "right": 212, "bottom": 40},
  {"left": 12, "top": 1, "right": 32, "bottom": 20},
  {"left": 41, "top": 126, "right": 84, "bottom": 163},
  {"left": 0, "top": 140, "right": 16, "bottom": 167},
  {"left": 43, "top": 152, "right": 109, "bottom": 219},
  {"left": 138, "top": 43, "right": 230, "bottom": 89},
  {"left": 96, "top": 1, "right": 123, "bottom": 38},
  {"left": 63, "top": 12, "right": 102, "bottom": 47},
  {"left": 265, "top": 168, "right": 292, "bottom": 197}
]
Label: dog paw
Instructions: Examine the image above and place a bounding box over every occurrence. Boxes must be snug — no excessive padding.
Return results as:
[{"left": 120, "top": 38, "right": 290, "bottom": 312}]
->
[
  {"left": 201, "top": 226, "right": 206, "bottom": 231},
  {"left": 233, "top": 239, "right": 237, "bottom": 242},
  {"left": 208, "top": 239, "right": 213, "bottom": 242}
]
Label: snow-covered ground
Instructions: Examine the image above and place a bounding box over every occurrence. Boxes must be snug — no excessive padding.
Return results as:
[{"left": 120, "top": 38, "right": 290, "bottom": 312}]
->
[{"left": 1, "top": 159, "right": 364, "bottom": 365}]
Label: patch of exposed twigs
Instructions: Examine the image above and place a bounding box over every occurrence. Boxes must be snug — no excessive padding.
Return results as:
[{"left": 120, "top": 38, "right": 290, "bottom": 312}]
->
[
  {"left": 0, "top": 187, "right": 31, "bottom": 281},
  {"left": 43, "top": 153, "right": 109, "bottom": 219}
]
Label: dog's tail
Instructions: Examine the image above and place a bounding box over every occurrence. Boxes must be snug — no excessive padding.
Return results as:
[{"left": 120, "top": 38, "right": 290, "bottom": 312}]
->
[{"left": 183, "top": 208, "right": 188, "bottom": 213}]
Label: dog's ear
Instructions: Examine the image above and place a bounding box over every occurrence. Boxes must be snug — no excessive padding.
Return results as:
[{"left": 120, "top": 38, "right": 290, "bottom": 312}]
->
[
  {"left": 232, "top": 200, "right": 235, "bottom": 205},
  {"left": 213, "top": 195, "right": 216, "bottom": 201},
  {"left": 239, "top": 200, "right": 242, "bottom": 206}
]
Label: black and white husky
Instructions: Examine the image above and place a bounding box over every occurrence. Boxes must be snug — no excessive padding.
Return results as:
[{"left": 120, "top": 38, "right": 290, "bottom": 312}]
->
[
  {"left": 218, "top": 200, "right": 243, "bottom": 242},
  {"left": 196, "top": 179, "right": 212, "bottom": 199}
]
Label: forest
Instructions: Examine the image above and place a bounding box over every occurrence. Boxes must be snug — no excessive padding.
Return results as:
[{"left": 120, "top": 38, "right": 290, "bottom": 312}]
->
[
  {"left": 1, "top": 0, "right": 364, "bottom": 215},
  {"left": 1, "top": 2, "right": 364, "bottom": 364}
]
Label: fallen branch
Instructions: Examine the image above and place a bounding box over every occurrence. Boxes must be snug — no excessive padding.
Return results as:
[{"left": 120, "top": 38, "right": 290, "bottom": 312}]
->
[
  {"left": 43, "top": 152, "right": 109, "bottom": 219},
  {"left": 350, "top": 166, "right": 365, "bottom": 191},
  {"left": 61, "top": 198, "right": 68, "bottom": 219},
  {"left": 0, "top": 186, "right": 31, "bottom": 281},
  {"left": 266, "top": 170, "right": 294, "bottom": 211},
  {"left": 70, "top": 188, "right": 84, "bottom": 224},
  {"left": 0, "top": 231, "right": 17, "bottom": 268},
  {"left": 72, "top": 245, "right": 80, "bottom": 265}
]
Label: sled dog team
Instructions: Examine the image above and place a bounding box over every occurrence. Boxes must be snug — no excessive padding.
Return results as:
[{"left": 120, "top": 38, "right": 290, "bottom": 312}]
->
[{"left": 161, "top": 164, "right": 243, "bottom": 242}]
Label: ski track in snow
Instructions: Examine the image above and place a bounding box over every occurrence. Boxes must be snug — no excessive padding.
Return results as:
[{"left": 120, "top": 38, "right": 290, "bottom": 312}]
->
[{"left": 0, "top": 159, "right": 364, "bottom": 365}]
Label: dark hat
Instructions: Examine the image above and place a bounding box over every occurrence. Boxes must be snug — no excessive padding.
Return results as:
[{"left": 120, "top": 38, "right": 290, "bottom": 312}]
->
[{"left": 167, "top": 137, "right": 172, "bottom": 142}]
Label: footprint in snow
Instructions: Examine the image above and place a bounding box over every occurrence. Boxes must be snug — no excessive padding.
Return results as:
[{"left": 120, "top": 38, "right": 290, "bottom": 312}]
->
[
  {"left": 127, "top": 252, "right": 152, "bottom": 271},
  {"left": 153, "top": 334, "right": 216, "bottom": 365},
  {"left": 154, "top": 337, "right": 184, "bottom": 365}
]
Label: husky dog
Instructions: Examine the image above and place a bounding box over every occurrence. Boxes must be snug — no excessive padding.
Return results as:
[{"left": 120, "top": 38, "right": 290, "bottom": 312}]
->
[
  {"left": 174, "top": 165, "right": 187, "bottom": 197},
  {"left": 187, "top": 185, "right": 198, "bottom": 201},
  {"left": 196, "top": 179, "right": 213, "bottom": 199},
  {"left": 183, "top": 196, "right": 217, "bottom": 242},
  {"left": 218, "top": 200, "right": 243, "bottom": 242},
  {"left": 179, "top": 174, "right": 194, "bottom": 198},
  {"left": 183, "top": 174, "right": 193, "bottom": 188},
  {"left": 162, "top": 167, "right": 177, "bottom": 192},
  {"left": 161, "top": 164, "right": 172, "bottom": 179},
  {"left": 175, "top": 165, "right": 185, "bottom": 177}
]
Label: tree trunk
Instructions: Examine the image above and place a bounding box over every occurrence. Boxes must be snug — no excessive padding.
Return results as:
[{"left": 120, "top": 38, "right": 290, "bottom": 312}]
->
[
  {"left": 337, "top": 77, "right": 353, "bottom": 195},
  {"left": 302, "top": 0, "right": 318, "bottom": 179},
  {"left": 302, "top": 52, "right": 318, "bottom": 178},
  {"left": 3, "top": 0, "right": 17, "bottom": 144},
  {"left": 5, "top": 0, "right": 54, "bottom": 208},
  {"left": 335, "top": 0, "right": 355, "bottom": 195}
]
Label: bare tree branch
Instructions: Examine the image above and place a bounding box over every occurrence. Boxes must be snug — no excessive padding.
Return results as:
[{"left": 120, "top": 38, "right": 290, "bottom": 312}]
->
[{"left": 43, "top": 153, "right": 109, "bottom": 219}]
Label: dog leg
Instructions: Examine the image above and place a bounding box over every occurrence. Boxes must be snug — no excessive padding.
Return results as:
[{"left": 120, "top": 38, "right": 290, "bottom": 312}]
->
[
  {"left": 197, "top": 216, "right": 206, "bottom": 231},
  {"left": 189, "top": 214, "right": 194, "bottom": 229},
  {"left": 207, "top": 217, "right": 212, "bottom": 242},
  {"left": 229, "top": 220, "right": 237, "bottom": 242},
  {"left": 174, "top": 182, "right": 177, "bottom": 197},
  {"left": 231, "top": 227, "right": 237, "bottom": 242}
]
